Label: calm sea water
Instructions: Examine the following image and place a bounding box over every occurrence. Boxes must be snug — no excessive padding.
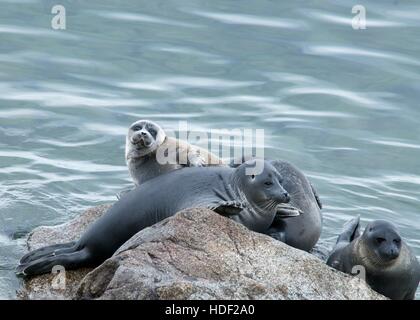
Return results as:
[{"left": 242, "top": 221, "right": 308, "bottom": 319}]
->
[{"left": 1, "top": 0, "right": 419, "bottom": 299}]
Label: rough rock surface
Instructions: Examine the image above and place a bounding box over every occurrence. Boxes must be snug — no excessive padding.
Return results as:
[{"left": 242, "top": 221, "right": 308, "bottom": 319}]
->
[
  {"left": 76, "top": 208, "right": 385, "bottom": 300},
  {"left": 18, "top": 206, "right": 386, "bottom": 300},
  {"left": 17, "top": 204, "right": 112, "bottom": 300}
]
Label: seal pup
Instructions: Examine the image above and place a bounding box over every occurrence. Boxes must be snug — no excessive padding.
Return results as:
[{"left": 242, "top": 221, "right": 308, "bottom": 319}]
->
[
  {"left": 126, "top": 119, "right": 223, "bottom": 186},
  {"left": 327, "top": 217, "right": 420, "bottom": 300},
  {"left": 17, "top": 159, "right": 300, "bottom": 276},
  {"left": 231, "top": 158, "right": 322, "bottom": 252}
]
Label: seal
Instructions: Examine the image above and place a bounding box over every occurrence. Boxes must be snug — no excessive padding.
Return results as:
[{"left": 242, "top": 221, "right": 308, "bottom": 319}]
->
[
  {"left": 17, "top": 159, "right": 300, "bottom": 276},
  {"left": 327, "top": 217, "right": 420, "bottom": 300},
  {"left": 266, "top": 160, "right": 322, "bottom": 252},
  {"left": 231, "top": 158, "right": 322, "bottom": 252},
  {"left": 126, "top": 119, "right": 223, "bottom": 186}
]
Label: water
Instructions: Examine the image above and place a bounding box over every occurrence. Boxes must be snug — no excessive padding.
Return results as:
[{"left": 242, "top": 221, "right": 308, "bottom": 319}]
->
[{"left": 1, "top": 0, "right": 419, "bottom": 299}]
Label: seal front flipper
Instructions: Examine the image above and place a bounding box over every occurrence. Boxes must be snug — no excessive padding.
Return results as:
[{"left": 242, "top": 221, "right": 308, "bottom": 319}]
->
[
  {"left": 310, "top": 183, "right": 322, "bottom": 210},
  {"left": 336, "top": 216, "right": 361, "bottom": 244},
  {"left": 208, "top": 201, "right": 245, "bottom": 216},
  {"left": 269, "top": 231, "right": 286, "bottom": 242},
  {"left": 275, "top": 203, "right": 302, "bottom": 218}
]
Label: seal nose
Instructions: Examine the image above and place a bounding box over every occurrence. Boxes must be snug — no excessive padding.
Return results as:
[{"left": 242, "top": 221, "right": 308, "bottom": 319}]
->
[
  {"left": 283, "top": 192, "right": 290, "bottom": 203},
  {"left": 389, "top": 248, "right": 399, "bottom": 260},
  {"left": 141, "top": 131, "right": 147, "bottom": 136},
  {"left": 131, "top": 132, "right": 146, "bottom": 145}
]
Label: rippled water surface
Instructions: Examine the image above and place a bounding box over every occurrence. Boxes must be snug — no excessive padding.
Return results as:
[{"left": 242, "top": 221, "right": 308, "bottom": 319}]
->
[{"left": 1, "top": 0, "right": 419, "bottom": 299}]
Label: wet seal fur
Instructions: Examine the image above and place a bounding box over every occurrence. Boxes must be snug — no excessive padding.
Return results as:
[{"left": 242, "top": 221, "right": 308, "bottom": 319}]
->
[
  {"left": 17, "top": 159, "right": 300, "bottom": 277},
  {"left": 327, "top": 217, "right": 420, "bottom": 300}
]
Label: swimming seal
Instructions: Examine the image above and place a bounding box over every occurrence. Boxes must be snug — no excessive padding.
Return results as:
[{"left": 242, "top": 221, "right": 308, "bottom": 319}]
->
[
  {"left": 126, "top": 119, "right": 223, "bottom": 186},
  {"left": 17, "top": 159, "right": 300, "bottom": 277},
  {"left": 231, "top": 158, "right": 322, "bottom": 252},
  {"left": 327, "top": 217, "right": 420, "bottom": 300}
]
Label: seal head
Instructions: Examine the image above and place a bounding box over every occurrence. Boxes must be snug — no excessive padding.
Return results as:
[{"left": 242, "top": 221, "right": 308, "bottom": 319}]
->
[
  {"left": 126, "top": 120, "right": 165, "bottom": 159},
  {"left": 224, "top": 159, "right": 292, "bottom": 232},
  {"left": 232, "top": 159, "right": 290, "bottom": 206},
  {"left": 362, "top": 220, "right": 402, "bottom": 263}
]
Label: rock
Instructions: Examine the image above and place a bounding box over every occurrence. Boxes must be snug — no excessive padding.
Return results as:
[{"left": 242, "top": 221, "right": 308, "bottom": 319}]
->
[
  {"left": 17, "top": 204, "right": 112, "bottom": 300},
  {"left": 76, "top": 208, "right": 385, "bottom": 300},
  {"left": 18, "top": 206, "right": 386, "bottom": 300}
]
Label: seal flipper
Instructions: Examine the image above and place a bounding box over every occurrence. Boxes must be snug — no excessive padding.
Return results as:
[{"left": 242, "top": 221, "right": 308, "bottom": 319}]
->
[
  {"left": 275, "top": 203, "right": 302, "bottom": 218},
  {"left": 266, "top": 219, "right": 287, "bottom": 243},
  {"left": 16, "top": 248, "right": 91, "bottom": 277},
  {"left": 310, "top": 183, "right": 322, "bottom": 210},
  {"left": 336, "top": 216, "right": 361, "bottom": 244},
  {"left": 208, "top": 201, "right": 245, "bottom": 216},
  {"left": 20, "top": 241, "right": 77, "bottom": 264}
]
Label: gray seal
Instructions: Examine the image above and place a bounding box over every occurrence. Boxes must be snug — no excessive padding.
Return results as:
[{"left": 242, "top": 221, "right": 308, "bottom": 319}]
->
[
  {"left": 231, "top": 158, "right": 322, "bottom": 252},
  {"left": 17, "top": 159, "right": 300, "bottom": 277},
  {"left": 327, "top": 217, "right": 420, "bottom": 300},
  {"left": 126, "top": 119, "right": 223, "bottom": 186}
]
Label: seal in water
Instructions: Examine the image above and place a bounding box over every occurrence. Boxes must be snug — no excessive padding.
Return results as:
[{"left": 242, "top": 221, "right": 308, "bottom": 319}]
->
[
  {"left": 231, "top": 158, "right": 322, "bottom": 252},
  {"left": 126, "top": 119, "right": 223, "bottom": 186},
  {"left": 17, "top": 159, "right": 300, "bottom": 277},
  {"left": 327, "top": 217, "right": 420, "bottom": 300}
]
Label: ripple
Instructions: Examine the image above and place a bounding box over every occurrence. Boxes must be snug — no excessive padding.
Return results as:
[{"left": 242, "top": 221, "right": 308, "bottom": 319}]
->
[
  {"left": 36, "top": 137, "right": 109, "bottom": 148},
  {"left": 302, "top": 10, "right": 406, "bottom": 28},
  {"left": 177, "top": 95, "right": 273, "bottom": 105},
  {"left": 0, "top": 25, "right": 79, "bottom": 40},
  {"left": 0, "top": 108, "right": 52, "bottom": 118},
  {"left": 0, "top": 51, "right": 111, "bottom": 69},
  {"left": 90, "top": 10, "right": 200, "bottom": 28},
  {"left": 83, "top": 123, "right": 127, "bottom": 136},
  {"left": 281, "top": 86, "right": 394, "bottom": 110},
  {"left": 305, "top": 45, "right": 420, "bottom": 67},
  {"left": 369, "top": 139, "right": 420, "bottom": 150},
  {"left": 0, "top": 83, "right": 150, "bottom": 107},
  {"left": 189, "top": 10, "right": 305, "bottom": 29},
  {"left": 0, "top": 150, "right": 126, "bottom": 173},
  {"left": 117, "top": 76, "right": 261, "bottom": 92},
  {"left": 148, "top": 45, "right": 229, "bottom": 65}
]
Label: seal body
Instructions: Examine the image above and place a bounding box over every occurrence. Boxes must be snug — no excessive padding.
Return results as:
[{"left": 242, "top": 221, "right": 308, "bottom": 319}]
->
[
  {"left": 17, "top": 159, "right": 297, "bottom": 276},
  {"left": 266, "top": 160, "right": 322, "bottom": 252},
  {"left": 126, "top": 120, "right": 223, "bottom": 186},
  {"left": 231, "top": 158, "right": 322, "bottom": 252},
  {"left": 327, "top": 218, "right": 420, "bottom": 300}
]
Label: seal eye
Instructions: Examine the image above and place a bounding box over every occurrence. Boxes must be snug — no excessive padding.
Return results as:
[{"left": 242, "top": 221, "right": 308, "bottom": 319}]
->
[
  {"left": 148, "top": 128, "right": 157, "bottom": 137},
  {"left": 393, "top": 239, "right": 401, "bottom": 244},
  {"left": 376, "top": 237, "right": 386, "bottom": 244},
  {"left": 132, "top": 125, "right": 142, "bottom": 131},
  {"left": 251, "top": 174, "right": 256, "bottom": 180}
]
